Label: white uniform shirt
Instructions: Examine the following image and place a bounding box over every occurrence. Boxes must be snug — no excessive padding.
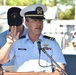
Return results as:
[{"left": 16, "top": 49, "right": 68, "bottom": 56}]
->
[{"left": 10, "top": 33, "right": 66, "bottom": 72}]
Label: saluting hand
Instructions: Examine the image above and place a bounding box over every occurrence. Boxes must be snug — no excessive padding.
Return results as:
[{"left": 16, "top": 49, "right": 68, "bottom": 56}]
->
[{"left": 7, "top": 26, "right": 20, "bottom": 44}]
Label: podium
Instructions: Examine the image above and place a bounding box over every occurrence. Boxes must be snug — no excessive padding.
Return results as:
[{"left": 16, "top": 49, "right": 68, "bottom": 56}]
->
[
  {"left": 3, "top": 72, "right": 60, "bottom": 75},
  {"left": 0, "top": 66, "right": 60, "bottom": 75}
]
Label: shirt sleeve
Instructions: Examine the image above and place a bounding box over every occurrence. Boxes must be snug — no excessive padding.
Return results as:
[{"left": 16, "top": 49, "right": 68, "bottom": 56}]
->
[{"left": 52, "top": 39, "right": 66, "bottom": 65}]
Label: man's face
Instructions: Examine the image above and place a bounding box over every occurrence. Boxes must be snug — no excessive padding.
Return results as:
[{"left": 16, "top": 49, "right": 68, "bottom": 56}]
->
[{"left": 25, "top": 18, "right": 43, "bottom": 35}]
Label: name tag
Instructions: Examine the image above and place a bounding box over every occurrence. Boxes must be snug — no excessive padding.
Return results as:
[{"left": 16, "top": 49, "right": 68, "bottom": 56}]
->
[{"left": 18, "top": 48, "right": 26, "bottom": 50}]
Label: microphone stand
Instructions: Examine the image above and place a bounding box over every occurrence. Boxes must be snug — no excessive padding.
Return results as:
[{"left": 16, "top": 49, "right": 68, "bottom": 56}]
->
[{"left": 41, "top": 48, "right": 68, "bottom": 75}]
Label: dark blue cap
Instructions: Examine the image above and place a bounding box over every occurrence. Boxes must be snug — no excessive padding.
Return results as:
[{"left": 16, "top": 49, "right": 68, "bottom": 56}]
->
[{"left": 7, "top": 7, "right": 23, "bottom": 26}]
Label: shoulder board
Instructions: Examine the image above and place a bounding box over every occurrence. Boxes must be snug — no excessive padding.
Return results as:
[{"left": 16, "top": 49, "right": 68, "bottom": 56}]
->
[
  {"left": 19, "top": 35, "right": 26, "bottom": 39},
  {"left": 43, "top": 35, "right": 55, "bottom": 41}
]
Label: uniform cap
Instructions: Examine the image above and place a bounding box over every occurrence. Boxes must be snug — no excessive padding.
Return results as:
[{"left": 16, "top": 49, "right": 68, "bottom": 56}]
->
[
  {"left": 20, "top": 4, "right": 47, "bottom": 19},
  {"left": 7, "top": 7, "right": 23, "bottom": 26}
]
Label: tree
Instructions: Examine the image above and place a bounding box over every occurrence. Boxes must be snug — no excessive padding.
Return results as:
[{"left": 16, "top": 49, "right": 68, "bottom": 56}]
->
[
  {"left": 58, "top": 0, "right": 75, "bottom": 5},
  {"left": 58, "top": 5, "right": 75, "bottom": 20},
  {"left": 6, "top": 0, "right": 39, "bottom": 6},
  {"left": 0, "top": 0, "right": 75, "bottom": 20}
]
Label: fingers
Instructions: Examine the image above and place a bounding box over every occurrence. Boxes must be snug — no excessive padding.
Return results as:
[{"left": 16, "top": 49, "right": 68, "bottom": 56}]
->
[
  {"left": 13, "top": 26, "right": 16, "bottom": 35},
  {"left": 7, "top": 34, "right": 13, "bottom": 40},
  {"left": 11, "top": 26, "right": 16, "bottom": 34},
  {"left": 11, "top": 26, "right": 14, "bottom": 33},
  {"left": 11, "top": 26, "right": 20, "bottom": 40},
  {"left": 7, "top": 26, "right": 19, "bottom": 44}
]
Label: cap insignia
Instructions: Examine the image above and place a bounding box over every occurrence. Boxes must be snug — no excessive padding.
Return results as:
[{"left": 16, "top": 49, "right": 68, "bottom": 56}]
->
[
  {"left": 11, "top": 12, "right": 18, "bottom": 18},
  {"left": 36, "top": 7, "right": 43, "bottom": 15}
]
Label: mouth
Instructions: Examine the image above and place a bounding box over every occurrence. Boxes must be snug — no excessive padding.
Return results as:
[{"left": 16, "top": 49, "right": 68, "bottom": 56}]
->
[{"left": 36, "top": 27, "right": 41, "bottom": 29}]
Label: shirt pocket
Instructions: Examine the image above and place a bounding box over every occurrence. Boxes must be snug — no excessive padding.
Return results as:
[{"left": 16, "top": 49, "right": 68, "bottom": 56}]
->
[{"left": 15, "top": 50, "right": 29, "bottom": 65}]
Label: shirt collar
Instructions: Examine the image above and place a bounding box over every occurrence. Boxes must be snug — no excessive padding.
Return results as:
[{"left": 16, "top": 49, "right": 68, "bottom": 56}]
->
[{"left": 25, "top": 33, "right": 44, "bottom": 42}]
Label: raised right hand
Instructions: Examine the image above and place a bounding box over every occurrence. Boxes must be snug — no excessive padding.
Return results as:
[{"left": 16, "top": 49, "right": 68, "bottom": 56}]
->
[{"left": 7, "top": 26, "right": 20, "bottom": 44}]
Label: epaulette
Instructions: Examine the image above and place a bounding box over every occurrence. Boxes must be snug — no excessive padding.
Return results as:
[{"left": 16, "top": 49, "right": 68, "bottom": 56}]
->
[
  {"left": 43, "top": 35, "right": 55, "bottom": 41},
  {"left": 19, "top": 35, "right": 26, "bottom": 39}
]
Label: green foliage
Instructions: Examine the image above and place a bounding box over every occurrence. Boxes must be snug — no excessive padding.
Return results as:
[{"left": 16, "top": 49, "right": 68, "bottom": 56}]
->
[
  {"left": 0, "top": 0, "right": 3, "bottom": 5},
  {"left": 58, "top": 0, "right": 75, "bottom": 5},
  {"left": 6, "top": 0, "right": 39, "bottom": 6},
  {"left": 58, "top": 5, "right": 75, "bottom": 20}
]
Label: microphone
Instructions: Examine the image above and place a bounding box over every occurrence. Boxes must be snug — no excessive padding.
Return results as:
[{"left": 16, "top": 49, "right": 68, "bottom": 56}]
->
[
  {"left": 41, "top": 48, "right": 68, "bottom": 75},
  {"left": 37, "top": 39, "right": 42, "bottom": 54},
  {"left": 37, "top": 40, "right": 68, "bottom": 75}
]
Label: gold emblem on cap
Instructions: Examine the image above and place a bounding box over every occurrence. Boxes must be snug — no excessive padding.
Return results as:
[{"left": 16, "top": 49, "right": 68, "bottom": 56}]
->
[
  {"left": 11, "top": 12, "right": 18, "bottom": 18},
  {"left": 36, "top": 7, "right": 43, "bottom": 15}
]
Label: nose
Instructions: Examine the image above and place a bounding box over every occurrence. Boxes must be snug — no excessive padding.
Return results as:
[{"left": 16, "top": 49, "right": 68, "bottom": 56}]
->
[{"left": 37, "top": 20, "right": 43, "bottom": 25}]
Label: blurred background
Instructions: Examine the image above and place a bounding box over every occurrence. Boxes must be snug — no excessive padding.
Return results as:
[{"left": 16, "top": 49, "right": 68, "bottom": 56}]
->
[{"left": 0, "top": 0, "right": 76, "bottom": 75}]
